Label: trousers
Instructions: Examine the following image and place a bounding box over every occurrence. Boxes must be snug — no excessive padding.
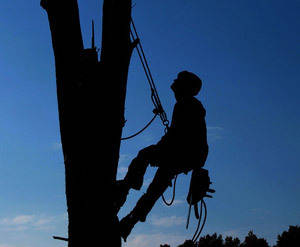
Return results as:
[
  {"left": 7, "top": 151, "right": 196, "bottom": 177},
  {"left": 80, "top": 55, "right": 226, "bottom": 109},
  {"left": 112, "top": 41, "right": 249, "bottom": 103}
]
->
[{"left": 124, "top": 144, "right": 207, "bottom": 221}]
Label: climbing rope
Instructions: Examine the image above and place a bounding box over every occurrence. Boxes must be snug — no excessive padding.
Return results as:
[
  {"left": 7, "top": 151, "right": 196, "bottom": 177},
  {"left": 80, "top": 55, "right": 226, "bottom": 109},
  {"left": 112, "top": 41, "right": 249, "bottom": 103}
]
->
[
  {"left": 192, "top": 199, "right": 207, "bottom": 242},
  {"left": 121, "top": 113, "right": 158, "bottom": 141},
  {"left": 120, "top": 18, "right": 169, "bottom": 141},
  {"left": 186, "top": 199, "right": 208, "bottom": 243},
  {"left": 130, "top": 18, "right": 169, "bottom": 129}
]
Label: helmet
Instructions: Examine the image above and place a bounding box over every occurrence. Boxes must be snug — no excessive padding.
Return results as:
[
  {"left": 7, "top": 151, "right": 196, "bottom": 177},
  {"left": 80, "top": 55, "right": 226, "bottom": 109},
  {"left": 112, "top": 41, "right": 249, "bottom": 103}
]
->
[{"left": 171, "top": 71, "right": 202, "bottom": 96}]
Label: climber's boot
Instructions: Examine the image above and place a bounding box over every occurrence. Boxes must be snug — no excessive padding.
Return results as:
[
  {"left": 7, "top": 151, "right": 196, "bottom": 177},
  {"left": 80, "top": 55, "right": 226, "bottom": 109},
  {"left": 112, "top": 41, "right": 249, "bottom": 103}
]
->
[
  {"left": 113, "top": 179, "right": 130, "bottom": 213},
  {"left": 119, "top": 212, "right": 139, "bottom": 242}
]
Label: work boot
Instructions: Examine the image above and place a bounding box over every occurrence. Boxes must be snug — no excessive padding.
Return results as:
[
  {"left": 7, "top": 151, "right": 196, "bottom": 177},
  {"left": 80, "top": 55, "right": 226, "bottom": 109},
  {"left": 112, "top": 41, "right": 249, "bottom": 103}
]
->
[
  {"left": 113, "top": 180, "right": 130, "bottom": 213},
  {"left": 119, "top": 212, "right": 139, "bottom": 242}
]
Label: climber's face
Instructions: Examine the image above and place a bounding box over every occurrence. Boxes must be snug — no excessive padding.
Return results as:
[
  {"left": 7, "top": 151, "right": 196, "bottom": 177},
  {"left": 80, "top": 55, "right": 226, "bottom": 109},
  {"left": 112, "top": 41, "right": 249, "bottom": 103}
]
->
[
  {"left": 171, "top": 71, "right": 202, "bottom": 100},
  {"left": 173, "top": 89, "right": 184, "bottom": 102},
  {"left": 171, "top": 78, "right": 186, "bottom": 101}
]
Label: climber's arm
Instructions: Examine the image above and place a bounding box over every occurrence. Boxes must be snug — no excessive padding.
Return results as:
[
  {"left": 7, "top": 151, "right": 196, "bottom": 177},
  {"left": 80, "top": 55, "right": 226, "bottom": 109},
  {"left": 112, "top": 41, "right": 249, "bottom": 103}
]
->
[{"left": 156, "top": 102, "right": 184, "bottom": 147}]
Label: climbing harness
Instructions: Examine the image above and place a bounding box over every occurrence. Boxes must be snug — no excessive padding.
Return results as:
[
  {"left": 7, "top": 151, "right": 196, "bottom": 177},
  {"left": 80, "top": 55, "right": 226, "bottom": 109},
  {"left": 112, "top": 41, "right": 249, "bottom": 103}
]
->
[
  {"left": 121, "top": 18, "right": 169, "bottom": 141},
  {"left": 186, "top": 168, "right": 215, "bottom": 242}
]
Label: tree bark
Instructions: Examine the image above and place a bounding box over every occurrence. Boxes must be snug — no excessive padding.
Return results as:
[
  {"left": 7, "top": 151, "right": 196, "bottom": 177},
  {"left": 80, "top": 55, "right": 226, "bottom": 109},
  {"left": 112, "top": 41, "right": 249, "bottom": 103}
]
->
[{"left": 41, "top": 0, "right": 132, "bottom": 246}]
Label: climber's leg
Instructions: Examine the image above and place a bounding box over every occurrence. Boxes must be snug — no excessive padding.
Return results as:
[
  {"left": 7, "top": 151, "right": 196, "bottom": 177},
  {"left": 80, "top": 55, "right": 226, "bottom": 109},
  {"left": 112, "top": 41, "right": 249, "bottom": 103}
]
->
[
  {"left": 114, "top": 145, "right": 158, "bottom": 213},
  {"left": 123, "top": 145, "right": 158, "bottom": 190},
  {"left": 119, "top": 168, "right": 176, "bottom": 241}
]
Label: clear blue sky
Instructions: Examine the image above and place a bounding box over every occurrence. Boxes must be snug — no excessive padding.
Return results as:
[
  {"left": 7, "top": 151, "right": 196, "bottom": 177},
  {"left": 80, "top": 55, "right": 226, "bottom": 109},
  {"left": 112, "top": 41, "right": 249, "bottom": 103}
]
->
[{"left": 0, "top": 1, "right": 299, "bottom": 247}]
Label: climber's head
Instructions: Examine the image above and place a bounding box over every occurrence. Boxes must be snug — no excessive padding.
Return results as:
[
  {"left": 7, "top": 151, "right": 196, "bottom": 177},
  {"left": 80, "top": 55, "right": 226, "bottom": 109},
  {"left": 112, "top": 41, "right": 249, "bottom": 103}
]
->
[{"left": 171, "top": 71, "right": 202, "bottom": 101}]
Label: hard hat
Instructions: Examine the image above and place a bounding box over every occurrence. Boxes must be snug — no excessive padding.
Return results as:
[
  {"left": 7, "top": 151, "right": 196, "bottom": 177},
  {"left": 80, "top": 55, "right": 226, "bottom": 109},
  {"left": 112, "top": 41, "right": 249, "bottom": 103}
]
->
[{"left": 171, "top": 71, "right": 202, "bottom": 96}]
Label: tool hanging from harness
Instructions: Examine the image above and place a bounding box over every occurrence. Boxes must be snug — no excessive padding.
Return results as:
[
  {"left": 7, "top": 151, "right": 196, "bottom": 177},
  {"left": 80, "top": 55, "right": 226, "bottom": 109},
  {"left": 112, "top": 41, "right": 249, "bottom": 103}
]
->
[{"left": 186, "top": 168, "right": 215, "bottom": 242}]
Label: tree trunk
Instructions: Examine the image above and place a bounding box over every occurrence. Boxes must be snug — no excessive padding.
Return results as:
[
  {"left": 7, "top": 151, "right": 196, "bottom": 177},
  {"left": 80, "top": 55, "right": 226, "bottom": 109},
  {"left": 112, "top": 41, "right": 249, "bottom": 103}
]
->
[{"left": 41, "top": 0, "right": 132, "bottom": 246}]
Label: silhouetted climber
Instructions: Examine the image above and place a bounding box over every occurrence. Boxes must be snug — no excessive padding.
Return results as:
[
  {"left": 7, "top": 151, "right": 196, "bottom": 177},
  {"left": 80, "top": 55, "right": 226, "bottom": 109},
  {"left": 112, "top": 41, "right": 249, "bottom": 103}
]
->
[{"left": 116, "top": 71, "right": 208, "bottom": 241}]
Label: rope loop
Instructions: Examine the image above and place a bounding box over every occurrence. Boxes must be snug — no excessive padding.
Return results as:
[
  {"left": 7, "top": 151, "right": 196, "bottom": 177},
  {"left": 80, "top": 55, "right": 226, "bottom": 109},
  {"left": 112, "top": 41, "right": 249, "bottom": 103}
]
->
[
  {"left": 161, "top": 175, "right": 178, "bottom": 206},
  {"left": 121, "top": 113, "right": 158, "bottom": 141},
  {"left": 190, "top": 199, "right": 207, "bottom": 243}
]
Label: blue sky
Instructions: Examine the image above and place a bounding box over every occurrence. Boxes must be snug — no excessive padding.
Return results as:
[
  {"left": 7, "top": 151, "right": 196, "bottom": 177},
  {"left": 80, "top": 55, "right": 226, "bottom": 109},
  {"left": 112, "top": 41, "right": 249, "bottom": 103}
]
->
[{"left": 0, "top": 0, "right": 300, "bottom": 247}]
